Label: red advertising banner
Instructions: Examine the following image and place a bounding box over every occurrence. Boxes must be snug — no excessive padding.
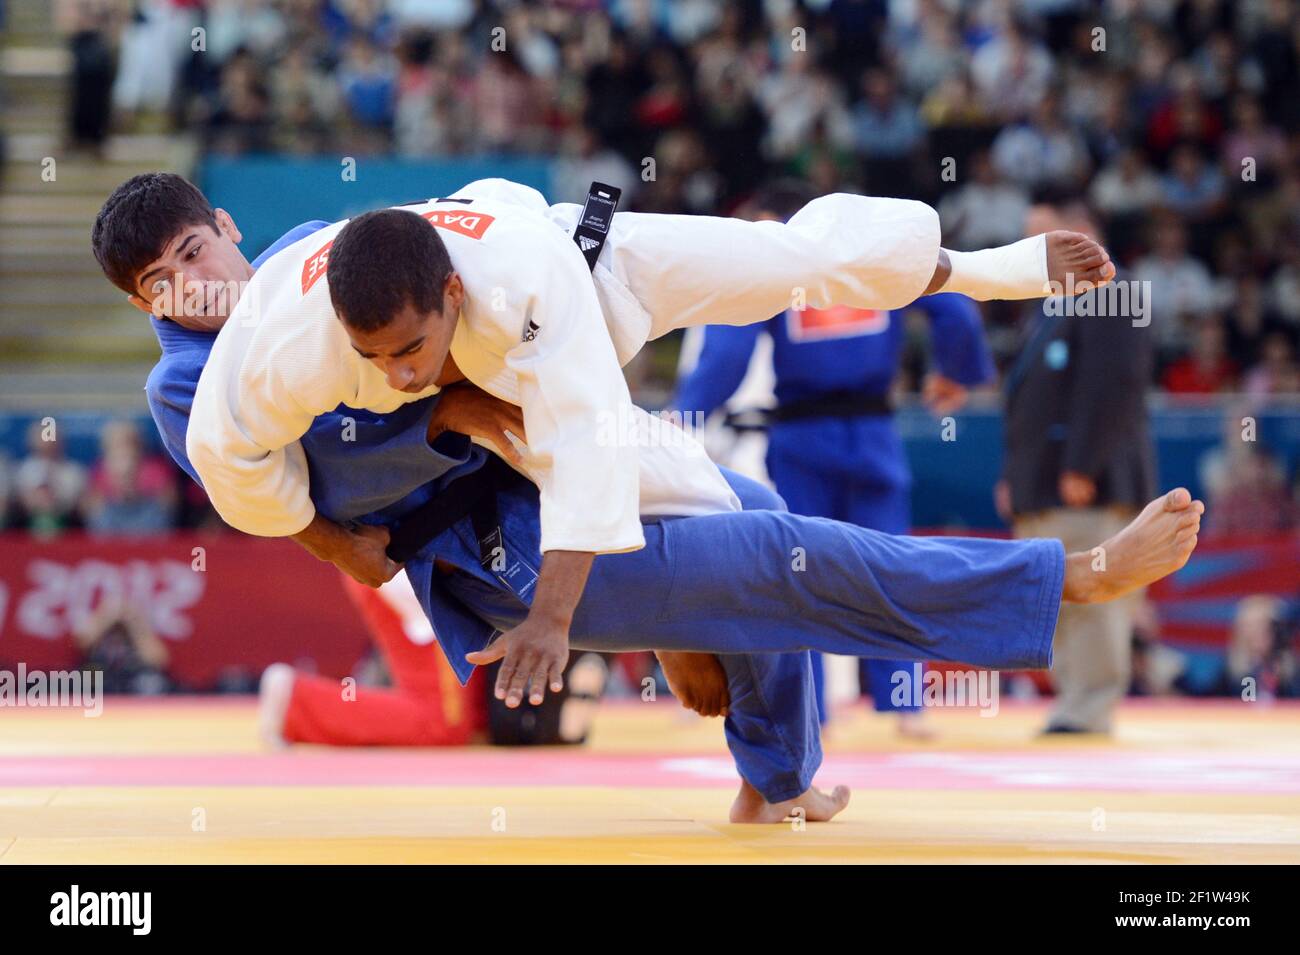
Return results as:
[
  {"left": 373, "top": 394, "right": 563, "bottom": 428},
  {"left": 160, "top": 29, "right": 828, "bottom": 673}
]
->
[
  {"left": 0, "top": 533, "right": 370, "bottom": 688},
  {"left": 3, "top": 531, "right": 1295, "bottom": 690},
  {"left": 1146, "top": 534, "right": 1300, "bottom": 647}
]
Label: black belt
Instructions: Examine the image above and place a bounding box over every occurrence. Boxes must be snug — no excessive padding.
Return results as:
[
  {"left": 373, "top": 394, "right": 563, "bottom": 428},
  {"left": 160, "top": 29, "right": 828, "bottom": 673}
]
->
[
  {"left": 723, "top": 388, "right": 892, "bottom": 432},
  {"left": 385, "top": 454, "right": 528, "bottom": 565},
  {"left": 383, "top": 181, "right": 621, "bottom": 566}
]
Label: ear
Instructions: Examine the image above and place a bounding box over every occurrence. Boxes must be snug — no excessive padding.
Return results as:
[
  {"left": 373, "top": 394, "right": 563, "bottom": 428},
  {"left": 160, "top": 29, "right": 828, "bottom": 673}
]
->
[
  {"left": 444, "top": 271, "right": 464, "bottom": 313},
  {"left": 214, "top": 208, "right": 243, "bottom": 245},
  {"left": 127, "top": 293, "right": 154, "bottom": 315}
]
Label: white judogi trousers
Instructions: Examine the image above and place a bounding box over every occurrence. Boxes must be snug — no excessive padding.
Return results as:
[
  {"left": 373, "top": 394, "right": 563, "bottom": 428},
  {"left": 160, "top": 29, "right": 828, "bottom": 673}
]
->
[{"left": 534, "top": 187, "right": 942, "bottom": 361}]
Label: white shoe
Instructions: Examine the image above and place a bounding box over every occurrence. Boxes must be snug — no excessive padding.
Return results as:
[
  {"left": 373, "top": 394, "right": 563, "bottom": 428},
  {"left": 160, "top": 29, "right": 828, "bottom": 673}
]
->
[{"left": 257, "top": 663, "right": 296, "bottom": 749}]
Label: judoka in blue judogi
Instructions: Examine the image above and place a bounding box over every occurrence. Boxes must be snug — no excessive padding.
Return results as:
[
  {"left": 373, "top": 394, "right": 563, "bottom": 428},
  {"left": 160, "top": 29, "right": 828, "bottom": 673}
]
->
[{"left": 145, "top": 223, "right": 1062, "bottom": 805}]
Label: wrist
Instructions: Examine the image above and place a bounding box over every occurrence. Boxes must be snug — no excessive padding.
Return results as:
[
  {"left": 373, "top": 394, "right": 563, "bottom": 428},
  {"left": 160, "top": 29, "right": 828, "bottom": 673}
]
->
[
  {"left": 527, "top": 601, "right": 574, "bottom": 629},
  {"left": 426, "top": 408, "right": 448, "bottom": 443},
  {"left": 291, "top": 512, "right": 343, "bottom": 560}
]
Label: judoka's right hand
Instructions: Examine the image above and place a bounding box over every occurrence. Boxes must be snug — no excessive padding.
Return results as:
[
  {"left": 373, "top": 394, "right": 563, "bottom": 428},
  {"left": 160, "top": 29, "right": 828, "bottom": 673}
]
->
[
  {"left": 334, "top": 523, "right": 402, "bottom": 588},
  {"left": 465, "top": 614, "right": 570, "bottom": 709},
  {"left": 922, "top": 372, "right": 969, "bottom": 416},
  {"left": 1059, "top": 471, "right": 1097, "bottom": 507},
  {"left": 429, "top": 384, "right": 527, "bottom": 467},
  {"left": 464, "top": 550, "right": 592, "bottom": 707}
]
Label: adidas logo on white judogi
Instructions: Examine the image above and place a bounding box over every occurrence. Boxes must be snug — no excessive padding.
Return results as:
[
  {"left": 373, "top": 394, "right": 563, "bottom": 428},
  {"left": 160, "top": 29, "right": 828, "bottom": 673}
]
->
[{"left": 578, "top": 235, "right": 600, "bottom": 252}]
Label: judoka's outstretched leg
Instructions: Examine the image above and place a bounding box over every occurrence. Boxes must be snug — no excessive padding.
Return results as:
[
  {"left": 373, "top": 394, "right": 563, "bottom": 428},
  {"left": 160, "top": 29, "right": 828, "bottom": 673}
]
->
[
  {"left": 565, "top": 489, "right": 1203, "bottom": 665},
  {"left": 612, "top": 489, "right": 1197, "bottom": 821},
  {"left": 606, "top": 195, "right": 1118, "bottom": 343},
  {"left": 466, "top": 489, "right": 1201, "bottom": 821}
]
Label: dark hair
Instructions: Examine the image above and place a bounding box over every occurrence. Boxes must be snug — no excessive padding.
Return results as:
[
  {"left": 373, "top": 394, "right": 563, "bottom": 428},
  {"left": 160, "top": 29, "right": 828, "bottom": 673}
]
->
[
  {"left": 92, "top": 173, "right": 219, "bottom": 295},
  {"left": 327, "top": 208, "right": 453, "bottom": 332},
  {"left": 749, "top": 179, "right": 815, "bottom": 222}
]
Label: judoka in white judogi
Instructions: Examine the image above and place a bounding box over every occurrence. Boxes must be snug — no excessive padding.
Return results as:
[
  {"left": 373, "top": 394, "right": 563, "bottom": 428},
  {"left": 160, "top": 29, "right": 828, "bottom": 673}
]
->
[{"left": 188, "top": 178, "right": 1045, "bottom": 555}]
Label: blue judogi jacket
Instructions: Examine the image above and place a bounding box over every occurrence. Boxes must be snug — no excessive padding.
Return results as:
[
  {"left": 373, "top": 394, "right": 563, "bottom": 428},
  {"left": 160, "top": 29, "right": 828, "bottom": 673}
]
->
[
  {"left": 673, "top": 294, "right": 994, "bottom": 491},
  {"left": 674, "top": 293, "right": 993, "bottom": 418},
  {"left": 145, "top": 222, "right": 537, "bottom": 684}
]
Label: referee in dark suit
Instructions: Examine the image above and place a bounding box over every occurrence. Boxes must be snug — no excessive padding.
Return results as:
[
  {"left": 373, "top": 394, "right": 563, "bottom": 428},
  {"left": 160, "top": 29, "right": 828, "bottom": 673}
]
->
[{"left": 996, "top": 203, "right": 1157, "bottom": 734}]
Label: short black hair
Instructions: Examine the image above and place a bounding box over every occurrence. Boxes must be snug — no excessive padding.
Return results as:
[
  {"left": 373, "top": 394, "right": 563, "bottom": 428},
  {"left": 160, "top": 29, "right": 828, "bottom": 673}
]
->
[
  {"left": 750, "top": 179, "right": 815, "bottom": 221},
  {"left": 327, "top": 208, "right": 453, "bottom": 332},
  {"left": 92, "top": 173, "right": 219, "bottom": 295}
]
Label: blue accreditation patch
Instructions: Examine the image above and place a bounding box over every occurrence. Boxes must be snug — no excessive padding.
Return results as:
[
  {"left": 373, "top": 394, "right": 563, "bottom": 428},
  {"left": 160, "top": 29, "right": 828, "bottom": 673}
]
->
[{"left": 1044, "top": 338, "right": 1069, "bottom": 370}]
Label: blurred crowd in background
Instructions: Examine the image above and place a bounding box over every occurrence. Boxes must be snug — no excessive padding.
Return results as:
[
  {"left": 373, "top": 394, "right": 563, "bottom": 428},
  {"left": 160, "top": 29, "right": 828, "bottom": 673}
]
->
[
  {"left": 42, "top": 0, "right": 1300, "bottom": 534},
  {"left": 0, "top": 419, "right": 211, "bottom": 535},
  {"left": 54, "top": 0, "right": 1300, "bottom": 393}
]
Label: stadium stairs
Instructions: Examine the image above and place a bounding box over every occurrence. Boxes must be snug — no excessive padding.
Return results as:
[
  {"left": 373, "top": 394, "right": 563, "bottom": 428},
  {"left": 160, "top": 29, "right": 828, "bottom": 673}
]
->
[{"left": 1, "top": 0, "right": 195, "bottom": 411}]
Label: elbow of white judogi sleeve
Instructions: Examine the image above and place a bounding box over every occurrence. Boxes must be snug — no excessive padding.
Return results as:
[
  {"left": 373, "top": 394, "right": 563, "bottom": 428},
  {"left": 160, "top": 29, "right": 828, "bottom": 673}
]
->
[
  {"left": 186, "top": 371, "right": 318, "bottom": 538},
  {"left": 187, "top": 430, "right": 316, "bottom": 538}
]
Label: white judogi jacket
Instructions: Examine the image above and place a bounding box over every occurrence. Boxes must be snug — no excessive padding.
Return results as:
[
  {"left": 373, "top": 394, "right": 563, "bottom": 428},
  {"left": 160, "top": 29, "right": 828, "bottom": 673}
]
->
[
  {"left": 188, "top": 180, "right": 739, "bottom": 553},
  {"left": 188, "top": 177, "right": 940, "bottom": 552}
]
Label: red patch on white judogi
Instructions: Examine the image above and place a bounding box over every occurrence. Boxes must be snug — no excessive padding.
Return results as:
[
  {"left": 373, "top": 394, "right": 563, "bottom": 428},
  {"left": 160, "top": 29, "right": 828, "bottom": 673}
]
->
[
  {"left": 786, "top": 304, "right": 888, "bottom": 342},
  {"left": 421, "top": 210, "right": 495, "bottom": 240},
  {"left": 299, "top": 210, "right": 495, "bottom": 295},
  {"left": 300, "top": 240, "right": 333, "bottom": 294}
]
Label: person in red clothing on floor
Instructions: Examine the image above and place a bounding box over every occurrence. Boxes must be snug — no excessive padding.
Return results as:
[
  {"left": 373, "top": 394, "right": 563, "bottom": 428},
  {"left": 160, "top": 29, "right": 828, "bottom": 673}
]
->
[
  {"left": 262, "top": 571, "right": 489, "bottom": 747},
  {"left": 258, "top": 570, "right": 731, "bottom": 748}
]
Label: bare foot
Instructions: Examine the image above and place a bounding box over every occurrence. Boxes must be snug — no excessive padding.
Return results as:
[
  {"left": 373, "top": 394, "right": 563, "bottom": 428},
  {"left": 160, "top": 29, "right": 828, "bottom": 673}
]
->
[
  {"left": 1063, "top": 489, "right": 1204, "bottom": 604},
  {"left": 1046, "top": 229, "right": 1117, "bottom": 292},
  {"left": 729, "top": 778, "right": 851, "bottom": 824}
]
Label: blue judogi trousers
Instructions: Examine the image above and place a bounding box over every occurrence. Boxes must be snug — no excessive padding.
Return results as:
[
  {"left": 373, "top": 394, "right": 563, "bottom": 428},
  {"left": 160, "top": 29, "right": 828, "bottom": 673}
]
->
[
  {"left": 446, "top": 472, "right": 1064, "bottom": 803},
  {"left": 767, "top": 414, "right": 919, "bottom": 718}
]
